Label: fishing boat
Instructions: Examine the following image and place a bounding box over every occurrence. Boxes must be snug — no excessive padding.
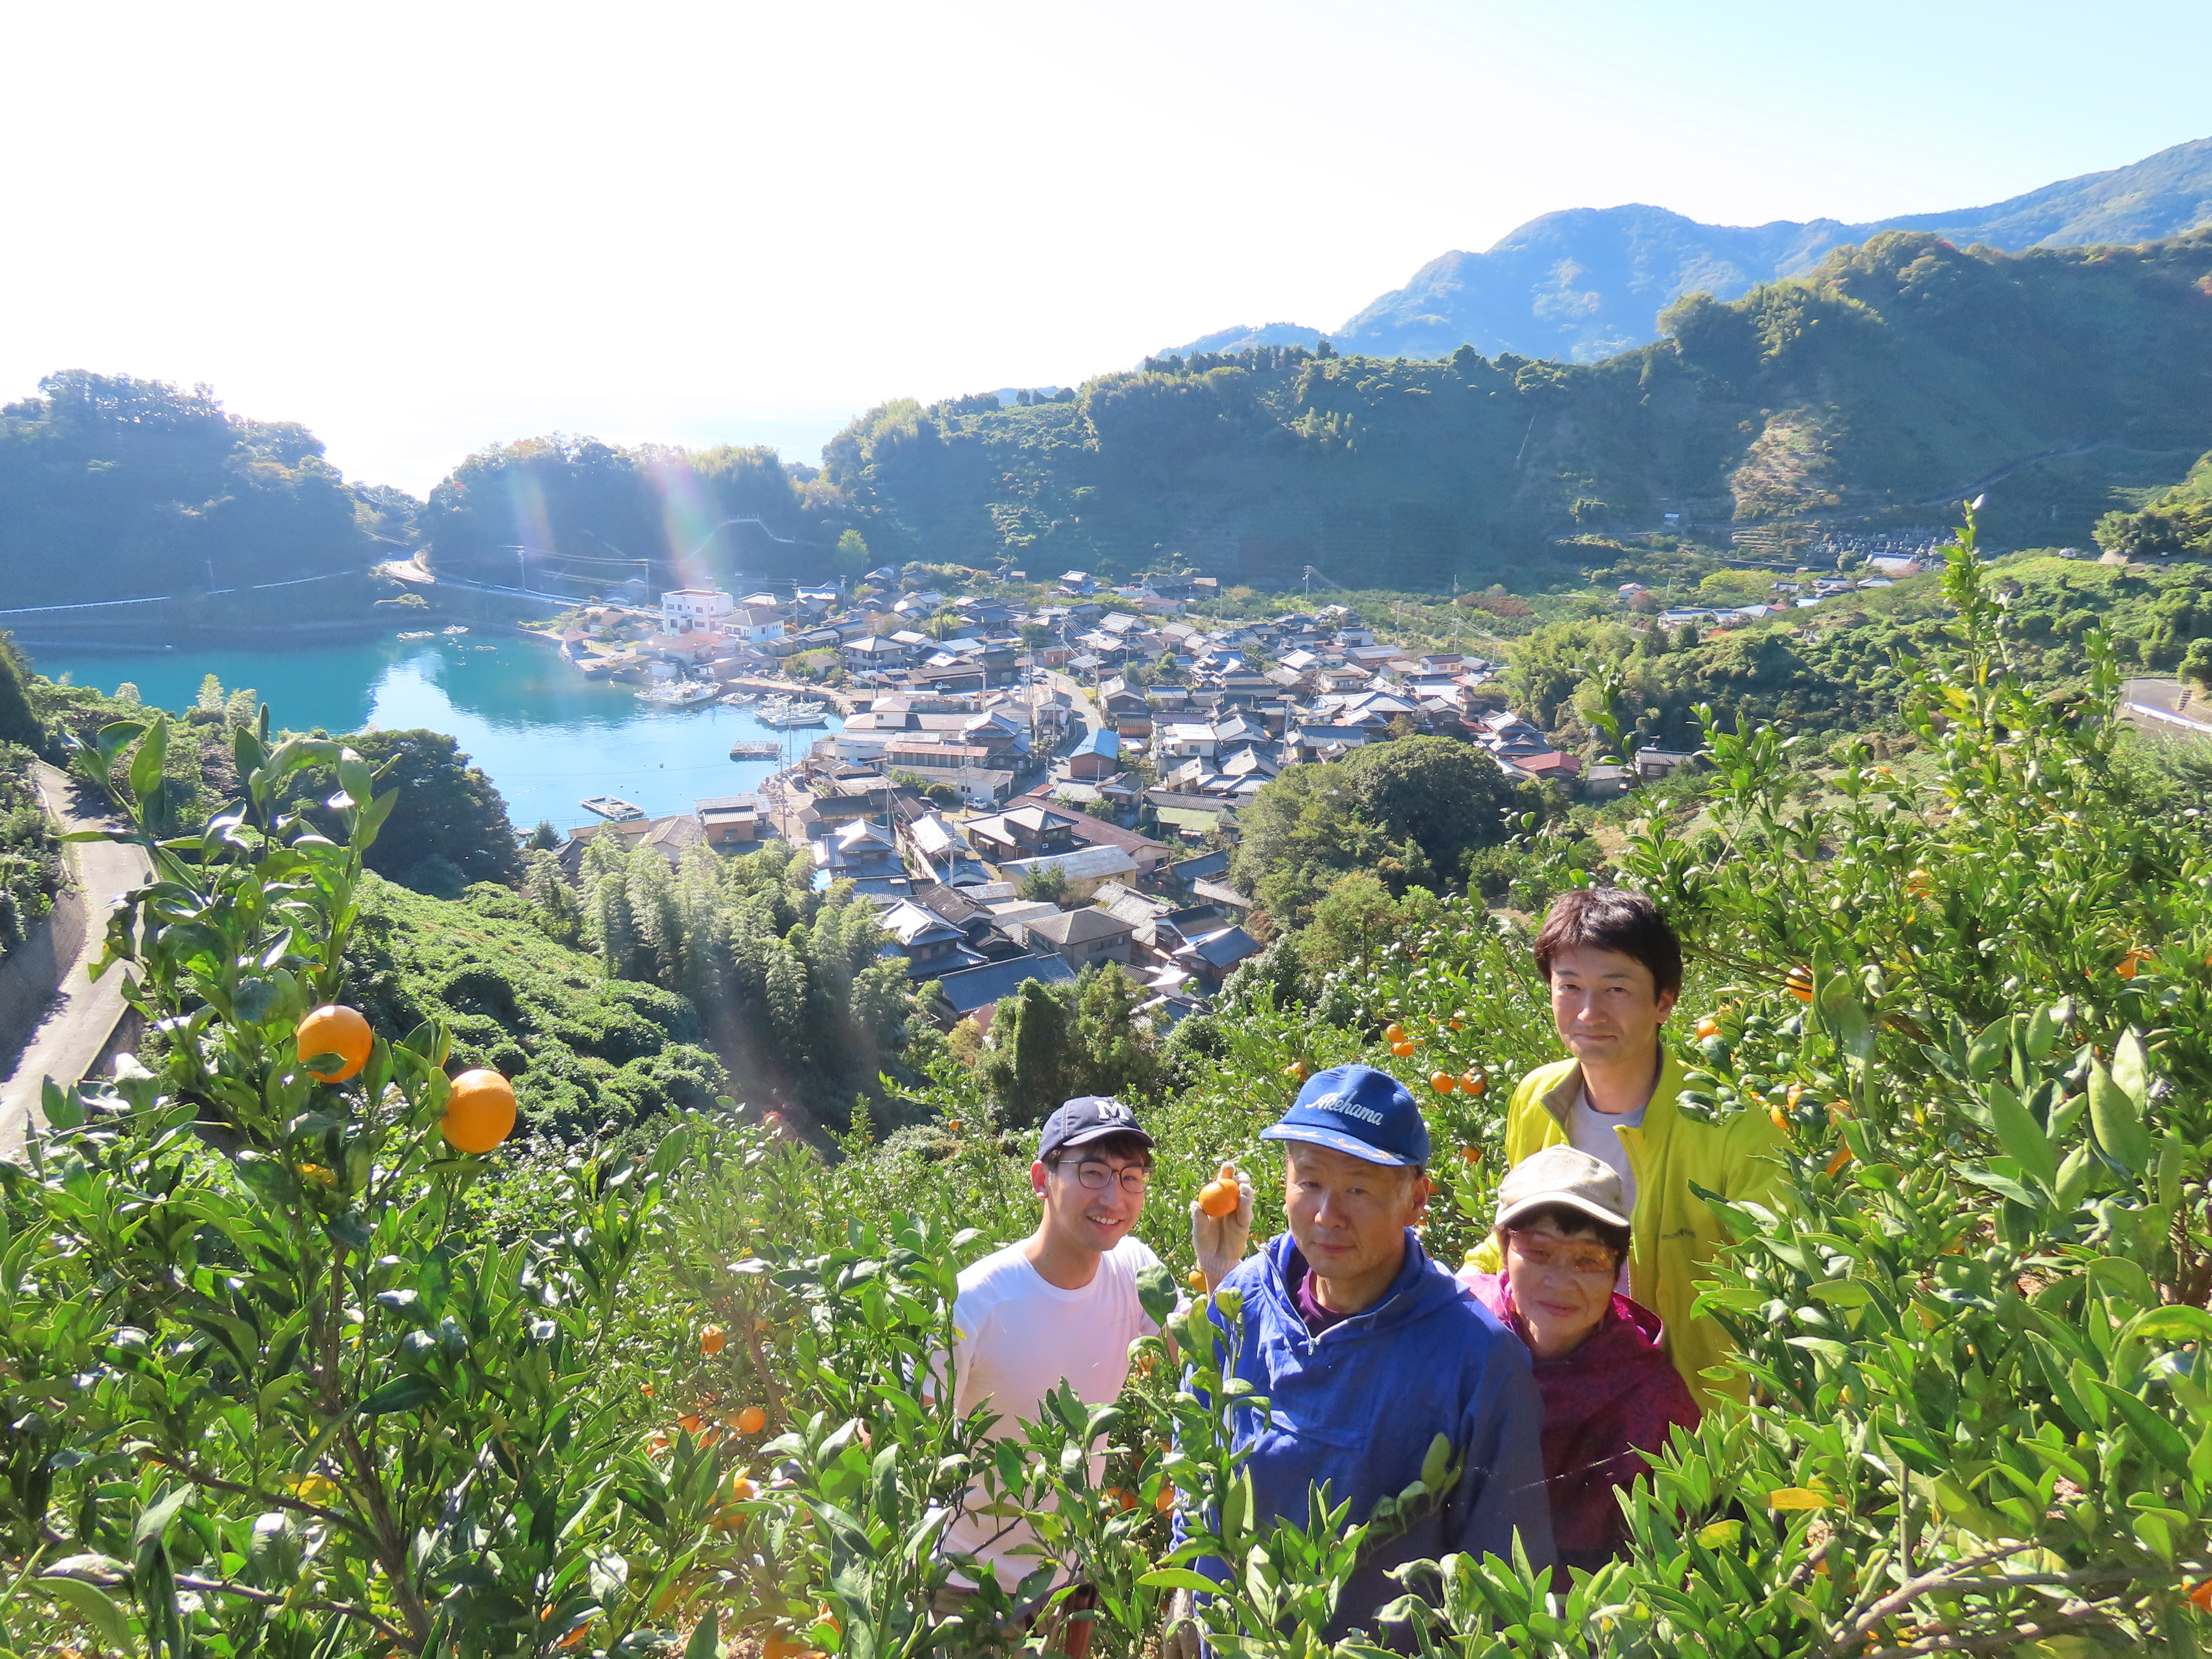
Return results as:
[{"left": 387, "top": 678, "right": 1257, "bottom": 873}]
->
[
  {"left": 639, "top": 679, "right": 718, "bottom": 707},
  {"left": 758, "top": 699, "right": 829, "bottom": 728},
  {"left": 580, "top": 796, "right": 646, "bottom": 821},
  {"left": 721, "top": 690, "right": 759, "bottom": 706},
  {"left": 728, "top": 740, "right": 782, "bottom": 759}
]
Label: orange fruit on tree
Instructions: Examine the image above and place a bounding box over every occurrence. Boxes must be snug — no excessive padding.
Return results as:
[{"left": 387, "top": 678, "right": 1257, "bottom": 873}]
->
[
  {"left": 1767, "top": 1102, "right": 1789, "bottom": 1133},
  {"left": 1825, "top": 1147, "right": 1853, "bottom": 1178},
  {"left": 1282, "top": 1059, "right": 1307, "bottom": 1080},
  {"left": 1187, "top": 1268, "right": 1205, "bottom": 1291},
  {"left": 1155, "top": 1482, "right": 1176, "bottom": 1513},
  {"left": 1460, "top": 1069, "right": 1487, "bottom": 1096},
  {"left": 737, "top": 1405, "right": 766, "bottom": 1434},
  {"left": 1384, "top": 1022, "right": 1407, "bottom": 1044},
  {"left": 946, "top": 1119, "right": 962, "bottom": 1133},
  {"left": 1390, "top": 1040, "right": 1416, "bottom": 1058},
  {"left": 440, "top": 1069, "right": 517, "bottom": 1154},
  {"left": 2190, "top": 1577, "right": 2212, "bottom": 1613},
  {"left": 700, "top": 1324, "right": 727, "bottom": 1356},
  {"left": 1458, "top": 1145, "right": 1481, "bottom": 1165},
  {"left": 1904, "top": 868, "right": 1933, "bottom": 898},
  {"left": 1430, "top": 1072, "right": 1455, "bottom": 1094},
  {"left": 1694, "top": 1016, "right": 1720, "bottom": 1039},
  {"left": 1784, "top": 966, "right": 1814, "bottom": 1003},
  {"left": 295, "top": 1004, "right": 373, "bottom": 1083}
]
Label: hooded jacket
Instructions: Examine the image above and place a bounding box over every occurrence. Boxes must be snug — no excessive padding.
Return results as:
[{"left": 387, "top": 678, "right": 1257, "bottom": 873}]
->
[
  {"left": 1465, "top": 1051, "right": 1786, "bottom": 1409},
  {"left": 1185, "top": 1230, "right": 1554, "bottom": 1642},
  {"left": 1459, "top": 1271, "right": 1701, "bottom": 1572}
]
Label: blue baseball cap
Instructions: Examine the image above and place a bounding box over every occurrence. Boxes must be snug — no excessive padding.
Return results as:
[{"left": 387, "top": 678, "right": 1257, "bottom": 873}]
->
[
  {"left": 1260, "top": 1064, "right": 1431, "bottom": 1167},
  {"left": 1038, "top": 1095, "right": 1153, "bottom": 1161}
]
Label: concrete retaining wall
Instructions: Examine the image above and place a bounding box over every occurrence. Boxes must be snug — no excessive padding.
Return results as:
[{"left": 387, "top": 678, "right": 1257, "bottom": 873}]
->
[{"left": 0, "top": 879, "right": 86, "bottom": 1068}]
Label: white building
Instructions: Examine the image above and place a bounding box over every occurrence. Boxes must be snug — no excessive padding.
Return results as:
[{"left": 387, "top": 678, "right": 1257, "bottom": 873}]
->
[{"left": 661, "top": 587, "right": 735, "bottom": 634}]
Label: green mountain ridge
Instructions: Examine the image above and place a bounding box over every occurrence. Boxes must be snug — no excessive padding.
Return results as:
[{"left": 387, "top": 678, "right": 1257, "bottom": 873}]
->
[
  {"left": 826, "top": 229, "right": 2212, "bottom": 582},
  {"left": 1173, "top": 135, "right": 2212, "bottom": 366}
]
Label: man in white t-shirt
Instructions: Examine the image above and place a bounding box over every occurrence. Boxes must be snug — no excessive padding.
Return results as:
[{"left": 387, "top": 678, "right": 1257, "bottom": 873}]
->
[{"left": 936, "top": 1094, "right": 1249, "bottom": 1653}]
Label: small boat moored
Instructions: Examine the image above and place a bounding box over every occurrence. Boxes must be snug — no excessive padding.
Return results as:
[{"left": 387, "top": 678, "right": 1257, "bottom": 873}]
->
[{"left": 580, "top": 796, "right": 646, "bottom": 821}]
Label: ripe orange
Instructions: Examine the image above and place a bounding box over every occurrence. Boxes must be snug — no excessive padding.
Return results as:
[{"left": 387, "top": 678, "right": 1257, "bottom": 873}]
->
[
  {"left": 1460, "top": 1069, "right": 1487, "bottom": 1096},
  {"left": 1784, "top": 966, "right": 1814, "bottom": 1003},
  {"left": 1825, "top": 1147, "right": 1853, "bottom": 1178},
  {"left": 1186, "top": 1268, "right": 1205, "bottom": 1291},
  {"left": 440, "top": 1069, "right": 517, "bottom": 1154},
  {"left": 1282, "top": 1060, "right": 1307, "bottom": 1080},
  {"left": 1384, "top": 1022, "right": 1406, "bottom": 1044},
  {"left": 1198, "top": 1174, "right": 1240, "bottom": 1218},
  {"left": 1768, "top": 1102, "right": 1789, "bottom": 1133},
  {"left": 1389, "top": 1040, "right": 1416, "bottom": 1058},
  {"left": 701, "top": 1325, "right": 727, "bottom": 1356},
  {"left": 1430, "top": 1072, "right": 1455, "bottom": 1094},
  {"left": 1904, "top": 868, "right": 1933, "bottom": 898},
  {"left": 1155, "top": 1482, "right": 1176, "bottom": 1513},
  {"left": 1109, "top": 1487, "right": 1138, "bottom": 1512},
  {"left": 737, "top": 1405, "right": 766, "bottom": 1434},
  {"left": 296, "top": 1004, "right": 373, "bottom": 1083},
  {"left": 946, "top": 1118, "right": 962, "bottom": 1133},
  {"left": 1458, "top": 1145, "right": 1481, "bottom": 1165},
  {"left": 2191, "top": 1577, "right": 2212, "bottom": 1613},
  {"left": 2116, "top": 948, "right": 2153, "bottom": 980},
  {"left": 1694, "top": 1016, "right": 1720, "bottom": 1039}
]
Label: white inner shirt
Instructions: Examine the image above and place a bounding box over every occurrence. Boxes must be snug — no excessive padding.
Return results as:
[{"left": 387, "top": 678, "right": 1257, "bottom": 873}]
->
[
  {"left": 1568, "top": 1088, "right": 1643, "bottom": 1295},
  {"left": 938, "top": 1235, "right": 1164, "bottom": 1589}
]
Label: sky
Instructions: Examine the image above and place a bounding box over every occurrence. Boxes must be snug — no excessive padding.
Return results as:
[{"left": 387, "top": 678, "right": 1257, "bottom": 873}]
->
[{"left": 3, "top": 0, "right": 2208, "bottom": 497}]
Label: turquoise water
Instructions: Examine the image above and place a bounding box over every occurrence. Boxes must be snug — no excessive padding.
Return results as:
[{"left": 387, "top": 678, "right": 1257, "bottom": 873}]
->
[{"left": 24, "top": 634, "right": 834, "bottom": 835}]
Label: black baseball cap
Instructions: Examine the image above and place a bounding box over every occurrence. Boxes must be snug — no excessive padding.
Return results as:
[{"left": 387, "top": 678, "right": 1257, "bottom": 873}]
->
[{"left": 1038, "top": 1096, "right": 1154, "bottom": 1161}]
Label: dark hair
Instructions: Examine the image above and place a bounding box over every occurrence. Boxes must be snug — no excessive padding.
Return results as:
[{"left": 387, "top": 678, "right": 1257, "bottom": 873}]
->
[
  {"left": 1534, "top": 887, "right": 1682, "bottom": 998},
  {"left": 1050, "top": 1131, "right": 1155, "bottom": 1168},
  {"left": 1501, "top": 1202, "right": 1631, "bottom": 1262}
]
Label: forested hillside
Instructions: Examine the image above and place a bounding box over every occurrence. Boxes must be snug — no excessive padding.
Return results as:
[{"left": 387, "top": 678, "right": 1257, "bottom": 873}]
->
[
  {"left": 0, "top": 373, "right": 394, "bottom": 608},
  {"left": 827, "top": 230, "right": 2212, "bottom": 582}
]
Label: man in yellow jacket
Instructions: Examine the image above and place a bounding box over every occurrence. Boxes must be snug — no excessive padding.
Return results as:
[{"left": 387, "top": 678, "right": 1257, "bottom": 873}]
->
[{"left": 1467, "top": 888, "right": 1784, "bottom": 1409}]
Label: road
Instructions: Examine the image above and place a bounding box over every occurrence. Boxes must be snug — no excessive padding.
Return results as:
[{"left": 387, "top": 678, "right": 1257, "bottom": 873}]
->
[{"left": 0, "top": 764, "right": 151, "bottom": 1156}]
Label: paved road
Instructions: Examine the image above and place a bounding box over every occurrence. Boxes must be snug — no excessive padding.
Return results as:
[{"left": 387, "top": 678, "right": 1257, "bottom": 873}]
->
[{"left": 0, "top": 763, "right": 151, "bottom": 1155}]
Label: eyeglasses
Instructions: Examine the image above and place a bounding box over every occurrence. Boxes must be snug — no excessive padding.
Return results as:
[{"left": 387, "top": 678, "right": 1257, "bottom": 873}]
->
[
  {"left": 1051, "top": 1158, "right": 1151, "bottom": 1196},
  {"left": 1506, "top": 1230, "right": 1618, "bottom": 1278}
]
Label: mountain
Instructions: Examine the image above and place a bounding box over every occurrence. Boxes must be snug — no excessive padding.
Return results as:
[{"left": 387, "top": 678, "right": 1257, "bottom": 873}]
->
[
  {"left": 836, "top": 228, "right": 2212, "bottom": 584},
  {"left": 1167, "top": 136, "right": 2212, "bottom": 366}
]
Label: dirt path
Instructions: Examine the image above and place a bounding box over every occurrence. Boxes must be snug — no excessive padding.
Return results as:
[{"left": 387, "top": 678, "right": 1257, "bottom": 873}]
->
[{"left": 0, "top": 763, "right": 151, "bottom": 1155}]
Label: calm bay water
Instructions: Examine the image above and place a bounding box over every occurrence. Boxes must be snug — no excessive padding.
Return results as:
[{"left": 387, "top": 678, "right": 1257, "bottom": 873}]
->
[{"left": 25, "top": 634, "right": 834, "bottom": 835}]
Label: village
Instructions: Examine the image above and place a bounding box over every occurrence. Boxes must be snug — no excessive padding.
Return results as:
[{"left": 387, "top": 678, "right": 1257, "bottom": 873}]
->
[{"left": 538, "top": 566, "right": 1712, "bottom": 1038}]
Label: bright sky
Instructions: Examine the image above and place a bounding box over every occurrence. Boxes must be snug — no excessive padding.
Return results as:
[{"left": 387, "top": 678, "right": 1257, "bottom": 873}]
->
[{"left": 3, "top": 1, "right": 2206, "bottom": 497}]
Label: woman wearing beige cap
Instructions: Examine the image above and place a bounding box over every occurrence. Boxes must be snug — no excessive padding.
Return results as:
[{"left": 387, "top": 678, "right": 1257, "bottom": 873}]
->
[{"left": 1458, "top": 1144, "right": 1700, "bottom": 1573}]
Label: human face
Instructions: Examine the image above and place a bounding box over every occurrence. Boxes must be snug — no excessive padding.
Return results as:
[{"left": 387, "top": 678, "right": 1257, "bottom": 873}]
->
[
  {"left": 1502, "top": 1224, "right": 1617, "bottom": 1360},
  {"left": 1283, "top": 1143, "right": 1430, "bottom": 1312},
  {"left": 1031, "top": 1147, "right": 1149, "bottom": 1256},
  {"left": 1547, "top": 944, "right": 1677, "bottom": 1074}
]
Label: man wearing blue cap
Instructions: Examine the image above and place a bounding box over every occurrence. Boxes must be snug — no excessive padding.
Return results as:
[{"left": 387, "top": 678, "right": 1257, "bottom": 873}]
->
[{"left": 1179, "top": 1064, "right": 1554, "bottom": 1644}]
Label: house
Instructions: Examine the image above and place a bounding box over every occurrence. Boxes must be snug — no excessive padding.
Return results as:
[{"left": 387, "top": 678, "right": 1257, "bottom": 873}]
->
[
  {"left": 725, "top": 606, "right": 784, "bottom": 644},
  {"left": 1173, "top": 924, "right": 1261, "bottom": 992},
  {"left": 661, "top": 587, "right": 734, "bottom": 634},
  {"left": 814, "top": 819, "right": 905, "bottom": 882},
  {"left": 1511, "top": 751, "right": 1585, "bottom": 789},
  {"left": 878, "top": 899, "right": 985, "bottom": 978},
  {"left": 1585, "top": 763, "right": 1635, "bottom": 800},
  {"left": 556, "top": 812, "right": 705, "bottom": 877},
  {"left": 1001, "top": 790, "right": 1173, "bottom": 875},
  {"left": 993, "top": 844, "right": 1143, "bottom": 901},
  {"left": 1066, "top": 727, "right": 1122, "bottom": 780},
  {"left": 929, "top": 953, "right": 1078, "bottom": 1029},
  {"left": 1155, "top": 722, "right": 1217, "bottom": 761},
  {"left": 1635, "top": 748, "right": 1700, "bottom": 781},
  {"left": 842, "top": 635, "right": 910, "bottom": 671},
  {"left": 899, "top": 810, "right": 990, "bottom": 887},
  {"left": 1021, "top": 908, "right": 1139, "bottom": 971},
  {"left": 693, "top": 794, "right": 760, "bottom": 848},
  {"left": 967, "top": 805, "right": 1079, "bottom": 863}
]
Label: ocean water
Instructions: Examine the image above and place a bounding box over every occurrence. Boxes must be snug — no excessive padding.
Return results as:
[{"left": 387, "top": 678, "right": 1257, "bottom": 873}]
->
[{"left": 24, "top": 633, "right": 834, "bottom": 835}]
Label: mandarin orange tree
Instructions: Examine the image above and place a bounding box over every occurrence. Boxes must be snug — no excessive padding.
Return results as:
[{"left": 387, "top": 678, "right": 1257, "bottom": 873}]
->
[{"left": 0, "top": 710, "right": 721, "bottom": 1657}]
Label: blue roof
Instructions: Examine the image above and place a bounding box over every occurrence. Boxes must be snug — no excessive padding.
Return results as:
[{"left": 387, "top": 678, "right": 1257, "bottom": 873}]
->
[
  {"left": 931, "top": 952, "right": 1079, "bottom": 1013},
  {"left": 1078, "top": 728, "right": 1121, "bottom": 759}
]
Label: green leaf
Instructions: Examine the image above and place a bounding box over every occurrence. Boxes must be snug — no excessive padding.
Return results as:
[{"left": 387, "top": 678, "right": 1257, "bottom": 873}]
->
[
  {"left": 1985, "top": 1083, "right": 2058, "bottom": 1194},
  {"left": 2127, "top": 1306, "right": 2212, "bottom": 1346},
  {"left": 44, "top": 1577, "right": 133, "bottom": 1649},
  {"left": 2090, "top": 1379, "right": 2192, "bottom": 1470},
  {"left": 2089, "top": 1060, "right": 2153, "bottom": 1172},
  {"left": 357, "top": 1375, "right": 441, "bottom": 1417},
  {"left": 684, "top": 1610, "right": 719, "bottom": 1659},
  {"left": 1135, "top": 1259, "right": 1179, "bottom": 1330},
  {"left": 127, "top": 718, "right": 169, "bottom": 800},
  {"left": 132, "top": 1485, "right": 194, "bottom": 1551},
  {"left": 2111, "top": 1028, "right": 2152, "bottom": 1106},
  {"left": 1138, "top": 1569, "right": 1222, "bottom": 1592}
]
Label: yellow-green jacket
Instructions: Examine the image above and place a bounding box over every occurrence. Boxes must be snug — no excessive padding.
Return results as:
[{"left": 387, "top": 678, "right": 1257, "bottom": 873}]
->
[{"left": 1466, "top": 1050, "right": 1787, "bottom": 1410}]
